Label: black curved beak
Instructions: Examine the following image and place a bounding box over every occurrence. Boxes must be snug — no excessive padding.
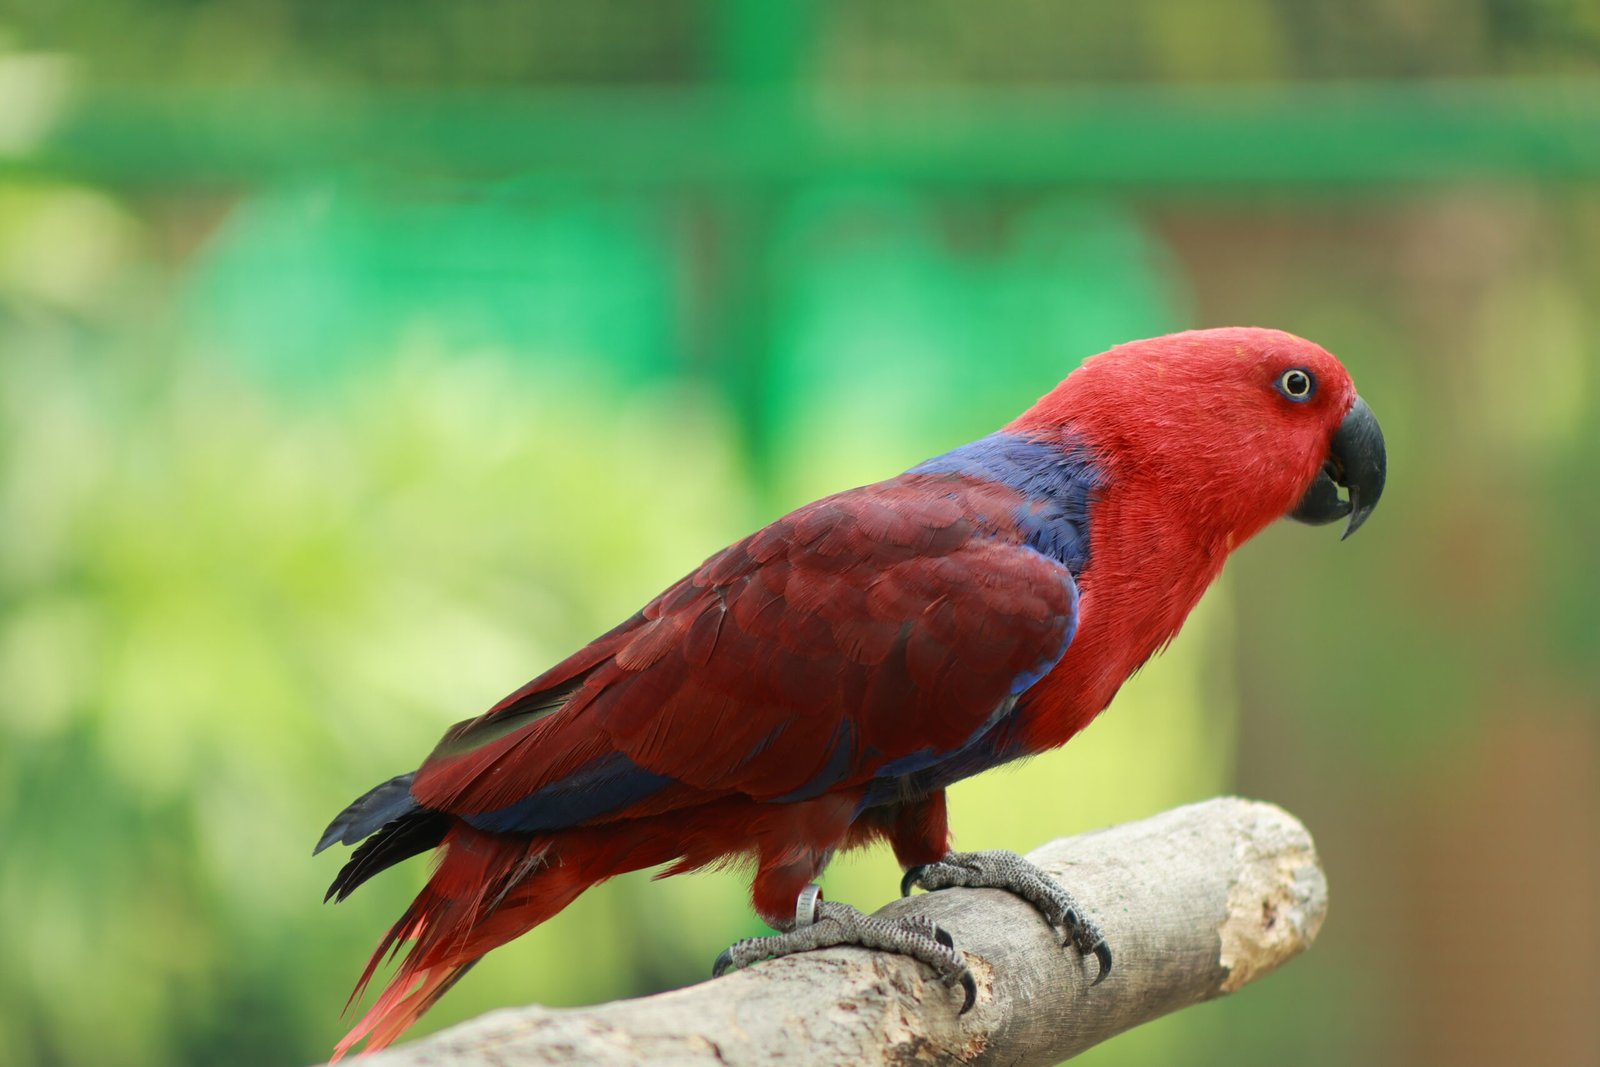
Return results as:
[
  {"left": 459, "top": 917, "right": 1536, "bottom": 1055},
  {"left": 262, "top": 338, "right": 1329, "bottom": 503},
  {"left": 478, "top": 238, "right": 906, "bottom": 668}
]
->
[{"left": 1291, "top": 395, "right": 1387, "bottom": 540}]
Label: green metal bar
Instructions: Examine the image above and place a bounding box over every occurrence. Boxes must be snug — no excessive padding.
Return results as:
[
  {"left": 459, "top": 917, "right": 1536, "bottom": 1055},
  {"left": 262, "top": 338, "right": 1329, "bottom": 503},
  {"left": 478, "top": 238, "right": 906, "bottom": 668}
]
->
[
  {"left": 703, "top": 0, "right": 817, "bottom": 486},
  {"left": 7, "top": 81, "right": 1600, "bottom": 189}
]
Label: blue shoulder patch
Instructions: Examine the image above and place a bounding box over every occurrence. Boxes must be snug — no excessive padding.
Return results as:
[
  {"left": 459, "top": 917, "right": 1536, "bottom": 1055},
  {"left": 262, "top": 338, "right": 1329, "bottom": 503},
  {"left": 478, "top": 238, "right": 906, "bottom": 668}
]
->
[{"left": 909, "top": 432, "right": 1102, "bottom": 574}]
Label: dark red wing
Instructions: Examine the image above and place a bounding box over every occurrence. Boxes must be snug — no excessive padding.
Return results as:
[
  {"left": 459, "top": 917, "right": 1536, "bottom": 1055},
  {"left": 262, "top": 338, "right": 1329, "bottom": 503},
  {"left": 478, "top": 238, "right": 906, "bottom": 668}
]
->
[{"left": 411, "top": 475, "right": 1078, "bottom": 826}]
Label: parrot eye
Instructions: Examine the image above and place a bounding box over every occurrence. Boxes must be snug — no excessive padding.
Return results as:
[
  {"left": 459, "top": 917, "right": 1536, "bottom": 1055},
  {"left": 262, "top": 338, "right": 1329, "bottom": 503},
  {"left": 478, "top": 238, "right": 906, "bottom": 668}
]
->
[{"left": 1276, "top": 368, "right": 1316, "bottom": 402}]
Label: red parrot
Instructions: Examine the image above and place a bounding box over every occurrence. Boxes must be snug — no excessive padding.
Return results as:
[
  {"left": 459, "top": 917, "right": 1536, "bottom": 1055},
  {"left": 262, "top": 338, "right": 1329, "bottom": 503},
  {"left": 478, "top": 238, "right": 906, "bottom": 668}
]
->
[{"left": 316, "top": 327, "right": 1385, "bottom": 1057}]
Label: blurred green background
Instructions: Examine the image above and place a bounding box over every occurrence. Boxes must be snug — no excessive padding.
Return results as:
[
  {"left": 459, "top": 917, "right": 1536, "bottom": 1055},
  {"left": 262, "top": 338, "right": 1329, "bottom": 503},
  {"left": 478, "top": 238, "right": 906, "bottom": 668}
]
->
[{"left": 3, "top": 2, "right": 1598, "bottom": 1065}]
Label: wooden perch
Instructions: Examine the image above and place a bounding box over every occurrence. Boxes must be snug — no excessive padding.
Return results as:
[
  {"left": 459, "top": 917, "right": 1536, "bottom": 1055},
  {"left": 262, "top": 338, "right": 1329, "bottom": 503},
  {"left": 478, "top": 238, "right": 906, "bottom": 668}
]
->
[{"left": 333, "top": 797, "right": 1327, "bottom": 1067}]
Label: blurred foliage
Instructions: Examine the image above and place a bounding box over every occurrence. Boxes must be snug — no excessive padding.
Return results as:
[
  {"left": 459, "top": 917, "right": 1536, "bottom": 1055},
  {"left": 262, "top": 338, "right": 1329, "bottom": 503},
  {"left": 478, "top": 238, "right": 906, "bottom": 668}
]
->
[{"left": 2, "top": 2, "right": 1599, "bottom": 1067}]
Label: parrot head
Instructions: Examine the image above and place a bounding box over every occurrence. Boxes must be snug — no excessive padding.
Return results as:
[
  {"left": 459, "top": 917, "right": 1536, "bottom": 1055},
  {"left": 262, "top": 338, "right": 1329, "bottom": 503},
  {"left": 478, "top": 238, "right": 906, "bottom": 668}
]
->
[{"left": 1012, "top": 326, "right": 1386, "bottom": 545}]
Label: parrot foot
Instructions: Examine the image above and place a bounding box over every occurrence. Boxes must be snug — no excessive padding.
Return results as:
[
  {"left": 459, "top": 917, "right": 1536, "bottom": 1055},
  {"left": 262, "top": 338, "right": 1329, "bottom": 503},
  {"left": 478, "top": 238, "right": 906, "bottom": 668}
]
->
[
  {"left": 902, "top": 849, "right": 1111, "bottom": 983},
  {"left": 712, "top": 885, "right": 978, "bottom": 1013}
]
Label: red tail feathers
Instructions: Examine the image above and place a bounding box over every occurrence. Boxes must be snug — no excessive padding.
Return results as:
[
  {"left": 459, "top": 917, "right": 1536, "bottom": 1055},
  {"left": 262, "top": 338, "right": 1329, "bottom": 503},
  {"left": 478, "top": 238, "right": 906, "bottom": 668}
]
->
[
  {"left": 332, "top": 817, "right": 707, "bottom": 1059},
  {"left": 333, "top": 827, "right": 571, "bottom": 1059},
  {"left": 331, "top": 792, "right": 885, "bottom": 1057}
]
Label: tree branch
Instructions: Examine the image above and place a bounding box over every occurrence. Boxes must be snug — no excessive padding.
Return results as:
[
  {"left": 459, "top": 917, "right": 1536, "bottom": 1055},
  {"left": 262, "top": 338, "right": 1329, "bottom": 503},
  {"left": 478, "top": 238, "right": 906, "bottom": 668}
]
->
[{"left": 332, "top": 797, "right": 1327, "bottom": 1067}]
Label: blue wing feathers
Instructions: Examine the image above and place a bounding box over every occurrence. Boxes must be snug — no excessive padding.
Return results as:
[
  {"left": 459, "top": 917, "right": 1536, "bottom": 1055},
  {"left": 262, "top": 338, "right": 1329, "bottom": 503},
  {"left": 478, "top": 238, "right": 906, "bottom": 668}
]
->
[
  {"left": 463, "top": 752, "right": 679, "bottom": 833},
  {"left": 314, "top": 772, "right": 421, "bottom": 854}
]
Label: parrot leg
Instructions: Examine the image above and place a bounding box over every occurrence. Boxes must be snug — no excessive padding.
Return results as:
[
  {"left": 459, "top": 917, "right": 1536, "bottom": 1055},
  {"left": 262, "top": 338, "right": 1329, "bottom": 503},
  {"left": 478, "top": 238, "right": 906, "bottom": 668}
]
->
[
  {"left": 901, "top": 850, "right": 1112, "bottom": 982},
  {"left": 712, "top": 884, "right": 978, "bottom": 1012}
]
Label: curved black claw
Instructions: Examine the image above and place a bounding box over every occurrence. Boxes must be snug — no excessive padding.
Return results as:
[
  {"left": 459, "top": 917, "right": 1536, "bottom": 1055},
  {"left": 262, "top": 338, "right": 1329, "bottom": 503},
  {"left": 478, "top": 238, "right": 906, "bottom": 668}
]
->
[
  {"left": 905, "top": 849, "right": 1113, "bottom": 983},
  {"left": 1059, "top": 912, "right": 1112, "bottom": 984},
  {"left": 1091, "top": 939, "right": 1112, "bottom": 984},
  {"left": 956, "top": 968, "right": 978, "bottom": 1014},
  {"left": 711, "top": 947, "right": 735, "bottom": 979}
]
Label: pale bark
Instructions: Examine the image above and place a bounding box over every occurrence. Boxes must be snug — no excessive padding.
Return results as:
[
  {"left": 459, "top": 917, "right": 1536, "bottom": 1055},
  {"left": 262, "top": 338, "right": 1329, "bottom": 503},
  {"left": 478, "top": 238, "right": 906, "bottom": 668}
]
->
[{"left": 332, "top": 797, "right": 1327, "bottom": 1067}]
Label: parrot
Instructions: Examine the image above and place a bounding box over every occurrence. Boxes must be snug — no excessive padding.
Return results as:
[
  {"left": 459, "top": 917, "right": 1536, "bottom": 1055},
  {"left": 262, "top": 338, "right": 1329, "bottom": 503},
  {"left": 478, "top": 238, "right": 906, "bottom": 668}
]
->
[{"left": 315, "top": 326, "right": 1386, "bottom": 1057}]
